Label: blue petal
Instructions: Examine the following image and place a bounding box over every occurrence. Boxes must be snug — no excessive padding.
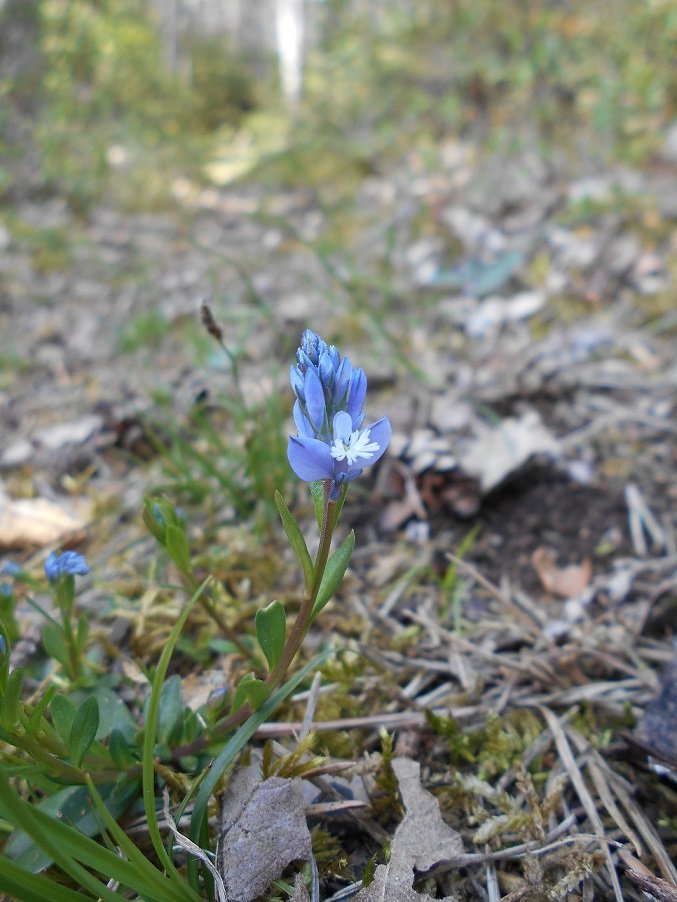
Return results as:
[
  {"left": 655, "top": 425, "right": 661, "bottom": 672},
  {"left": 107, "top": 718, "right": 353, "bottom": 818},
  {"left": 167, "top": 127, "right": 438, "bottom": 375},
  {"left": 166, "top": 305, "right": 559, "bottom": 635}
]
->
[
  {"left": 293, "top": 400, "right": 314, "bottom": 437},
  {"left": 287, "top": 436, "right": 334, "bottom": 481},
  {"left": 363, "top": 417, "right": 392, "bottom": 466},
  {"left": 303, "top": 367, "right": 326, "bottom": 432},
  {"left": 332, "top": 411, "right": 353, "bottom": 444},
  {"left": 318, "top": 349, "right": 335, "bottom": 387},
  {"left": 290, "top": 365, "right": 304, "bottom": 399},
  {"left": 346, "top": 369, "right": 367, "bottom": 423}
]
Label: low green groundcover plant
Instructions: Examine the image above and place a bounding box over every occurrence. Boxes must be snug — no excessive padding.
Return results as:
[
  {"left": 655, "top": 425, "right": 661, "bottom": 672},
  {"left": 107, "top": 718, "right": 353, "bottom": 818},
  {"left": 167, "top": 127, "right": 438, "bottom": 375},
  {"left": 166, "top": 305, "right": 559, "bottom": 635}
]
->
[{"left": 0, "top": 328, "right": 390, "bottom": 901}]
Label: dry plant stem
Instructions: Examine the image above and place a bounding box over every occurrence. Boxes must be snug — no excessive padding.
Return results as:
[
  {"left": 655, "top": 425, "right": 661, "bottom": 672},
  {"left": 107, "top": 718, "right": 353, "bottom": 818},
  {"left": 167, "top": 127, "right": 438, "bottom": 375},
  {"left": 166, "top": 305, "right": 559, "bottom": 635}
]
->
[{"left": 172, "top": 481, "right": 336, "bottom": 761}]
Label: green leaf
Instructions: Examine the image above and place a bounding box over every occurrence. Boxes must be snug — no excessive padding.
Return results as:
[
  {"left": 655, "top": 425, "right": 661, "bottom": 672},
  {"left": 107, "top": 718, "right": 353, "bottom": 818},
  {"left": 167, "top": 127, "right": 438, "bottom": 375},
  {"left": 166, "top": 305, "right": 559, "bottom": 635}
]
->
[
  {"left": 87, "top": 685, "right": 137, "bottom": 740},
  {"left": 275, "top": 491, "right": 314, "bottom": 591},
  {"left": 28, "top": 685, "right": 57, "bottom": 733},
  {"left": 311, "top": 529, "right": 355, "bottom": 622},
  {"left": 142, "top": 579, "right": 208, "bottom": 886},
  {"left": 1, "top": 668, "right": 23, "bottom": 728},
  {"left": 69, "top": 696, "right": 99, "bottom": 767},
  {"left": 4, "top": 780, "right": 138, "bottom": 875},
  {"left": 255, "top": 601, "right": 287, "bottom": 671},
  {"left": 0, "top": 854, "right": 89, "bottom": 902},
  {"left": 155, "top": 674, "right": 183, "bottom": 746},
  {"left": 108, "top": 728, "right": 136, "bottom": 768},
  {"left": 50, "top": 694, "right": 76, "bottom": 746},
  {"left": 165, "top": 524, "right": 191, "bottom": 574},
  {"left": 309, "top": 480, "right": 326, "bottom": 530},
  {"left": 41, "top": 623, "right": 69, "bottom": 671},
  {"left": 230, "top": 673, "right": 271, "bottom": 715}
]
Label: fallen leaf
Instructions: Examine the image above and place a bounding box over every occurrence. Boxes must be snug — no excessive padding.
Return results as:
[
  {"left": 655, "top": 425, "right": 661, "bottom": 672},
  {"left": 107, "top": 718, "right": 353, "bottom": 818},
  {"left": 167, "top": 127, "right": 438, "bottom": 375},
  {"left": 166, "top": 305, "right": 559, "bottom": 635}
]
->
[
  {"left": 531, "top": 547, "right": 592, "bottom": 598},
  {"left": 0, "top": 492, "right": 91, "bottom": 549},
  {"left": 289, "top": 874, "right": 311, "bottom": 902},
  {"left": 216, "top": 765, "right": 311, "bottom": 902},
  {"left": 354, "top": 757, "right": 463, "bottom": 901},
  {"left": 459, "top": 411, "right": 559, "bottom": 493}
]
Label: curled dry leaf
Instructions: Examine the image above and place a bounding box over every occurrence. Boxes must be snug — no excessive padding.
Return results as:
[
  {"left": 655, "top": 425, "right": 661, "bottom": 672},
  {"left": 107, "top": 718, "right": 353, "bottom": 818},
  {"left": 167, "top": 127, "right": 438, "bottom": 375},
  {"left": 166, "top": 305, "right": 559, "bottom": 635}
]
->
[
  {"left": 458, "top": 411, "right": 559, "bottom": 493},
  {"left": 0, "top": 493, "right": 91, "bottom": 549},
  {"left": 354, "top": 757, "right": 463, "bottom": 901},
  {"left": 531, "top": 547, "right": 592, "bottom": 598},
  {"left": 216, "top": 765, "right": 312, "bottom": 902}
]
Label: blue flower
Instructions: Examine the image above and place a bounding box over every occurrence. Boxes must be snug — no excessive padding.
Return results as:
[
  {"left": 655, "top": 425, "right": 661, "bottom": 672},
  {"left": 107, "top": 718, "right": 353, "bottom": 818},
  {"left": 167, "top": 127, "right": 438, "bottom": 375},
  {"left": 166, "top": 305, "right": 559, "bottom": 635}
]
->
[
  {"left": 291, "top": 329, "right": 367, "bottom": 441},
  {"left": 0, "top": 561, "right": 23, "bottom": 578},
  {"left": 0, "top": 634, "right": 6, "bottom": 656},
  {"left": 288, "top": 330, "right": 391, "bottom": 499},
  {"left": 44, "top": 551, "right": 90, "bottom": 583}
]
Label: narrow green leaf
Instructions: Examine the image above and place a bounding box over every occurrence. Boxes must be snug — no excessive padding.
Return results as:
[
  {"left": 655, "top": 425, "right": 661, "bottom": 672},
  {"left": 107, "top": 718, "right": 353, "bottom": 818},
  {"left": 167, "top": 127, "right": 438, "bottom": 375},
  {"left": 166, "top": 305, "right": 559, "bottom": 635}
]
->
[
  {"left": 165, "top": 524, "right": 192, "bottom": 574},
  {"left": 1, "top": 669, "right": 23, "bottom": 728},
  {"left": 255, "top": 601, "right": 287, "bottom": 671},
  {"left": 311, "top": 529, "right": 355, "bottom": 622},
  {"left": 143, "top": 579, "right": 208, "bottom": 885},
  {"left": 190, "top": 648, "right": 334, "bottom": 848},
  {"left": 0, "top": 855, "right": 87, "bottom": 902},
  {"left": 50, "top": 694, "right": 76, "bottom": 746},
  {"left": 309, "top": 480, "right": 325, "bottom": 530},
  {"left": 69, "top": 696, "right": 99, "bottom": 767},
  {"left": 0, "top": 771, "right": 124, "bottom": 901},
  {"left": 41, "top": 623, "right": 69, "bottom": 671},
  {"left": 230, "top": 674, "right": 271, "bottom": 715},
  {"left": 275, "top": 491, "right": 314, "bottom": 591},
  {"left": 28, "top": 685, "right": 58, "bottom": 733},
  {"left": 5, "top": 781, "right": 137, "bottom": 874},
  {"left": 155, "top": 674, "right": 183, "bottom": 746},
  {"left": 85, "top": 776, "right": 200, "bottom": 902}
]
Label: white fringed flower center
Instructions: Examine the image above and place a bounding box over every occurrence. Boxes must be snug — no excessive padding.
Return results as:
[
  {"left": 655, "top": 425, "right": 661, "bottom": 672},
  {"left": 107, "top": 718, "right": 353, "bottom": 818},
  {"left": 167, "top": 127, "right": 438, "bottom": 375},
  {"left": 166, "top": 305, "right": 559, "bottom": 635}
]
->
[{"left": 330, "top": 428, "right": 379, "bottom": 465}]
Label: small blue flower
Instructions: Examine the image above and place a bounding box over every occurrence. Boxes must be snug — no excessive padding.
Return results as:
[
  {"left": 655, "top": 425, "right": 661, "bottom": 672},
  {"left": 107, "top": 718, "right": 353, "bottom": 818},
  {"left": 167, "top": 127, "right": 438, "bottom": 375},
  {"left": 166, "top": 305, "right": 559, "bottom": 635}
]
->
[
  {"left": 0, "top": 584, "right": 12, "bottom": 598},
  {"left": 44, "top": 551, "right": 90, "bottom": 584},
  {"left": 0, "top": 561, "right": 23, "bottom": 578},
  {"left": 0, "top": 634, "right": 6, "bottom": 656},
  {"left": 288, "top": 330, "right": 391, "bottom": 499}
]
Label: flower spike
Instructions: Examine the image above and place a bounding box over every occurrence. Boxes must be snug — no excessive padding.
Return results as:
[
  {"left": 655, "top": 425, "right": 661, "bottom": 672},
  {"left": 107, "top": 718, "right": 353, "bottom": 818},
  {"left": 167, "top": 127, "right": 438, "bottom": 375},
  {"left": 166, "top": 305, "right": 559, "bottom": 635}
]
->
[{"left": 288, "top": 330, "right": 391, "bottom": 497}]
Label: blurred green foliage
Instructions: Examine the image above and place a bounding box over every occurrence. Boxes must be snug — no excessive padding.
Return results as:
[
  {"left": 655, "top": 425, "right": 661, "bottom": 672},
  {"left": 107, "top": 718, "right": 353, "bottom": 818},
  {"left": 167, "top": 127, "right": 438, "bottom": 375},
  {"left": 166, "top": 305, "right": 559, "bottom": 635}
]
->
[
  {"left": 278, "top": 0, "right": 677, "bottom": 188},
  {"left": 1, "top": 0, "right": 675, "bottom": 210},
  {"left": 1, "top": 0, "right": 262, "bottom": 210}
]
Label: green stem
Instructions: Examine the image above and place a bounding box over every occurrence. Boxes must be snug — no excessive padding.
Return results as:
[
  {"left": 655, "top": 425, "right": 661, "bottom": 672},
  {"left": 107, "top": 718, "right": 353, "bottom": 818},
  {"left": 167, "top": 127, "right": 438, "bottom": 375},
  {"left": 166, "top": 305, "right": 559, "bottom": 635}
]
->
[
  {"left": 61, "top": 612, "right": 81, "bottom": 683},
  {"left": 267, "top": 479, "right": 334, "bottom": 689},
  {"left": 171, "top": 481, "right": 338, "bottom": 762}
]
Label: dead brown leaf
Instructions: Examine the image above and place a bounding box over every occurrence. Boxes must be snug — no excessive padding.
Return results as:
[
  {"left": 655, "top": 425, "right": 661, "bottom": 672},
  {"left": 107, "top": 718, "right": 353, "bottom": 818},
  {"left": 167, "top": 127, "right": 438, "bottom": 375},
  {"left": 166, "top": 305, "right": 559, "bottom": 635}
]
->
[
  {"left": 0, "top": 492, "right": 91, "bottom": 549},
  {"left": 354, "top": 757, "right": 463, "bottom": 901},
  {"left": 531, "top": 547, "right": 592, "bottom": 598},
  {"left": 216, "top": 765, "right": 311, "bottom": 902}
]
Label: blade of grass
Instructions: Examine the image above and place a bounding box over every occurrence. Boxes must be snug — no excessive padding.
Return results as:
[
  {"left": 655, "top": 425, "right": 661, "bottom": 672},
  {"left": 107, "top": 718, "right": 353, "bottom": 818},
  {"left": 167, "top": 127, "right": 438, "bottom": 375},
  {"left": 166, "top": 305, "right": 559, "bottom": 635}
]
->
[
  {"left": 84, "top": 776, "right": 199, "bottom": 902},
  {"left": 189, "top": 647, "right": 334, "bottom": 846},
  {"left": 143, "top": 578, "right": 210, "bottom": 882},
  {"left": 0, "top": 771, "right": 124, "bottom": 901},
  {"left": 0, "top": 855, "right": 87, "bottom": 902}
]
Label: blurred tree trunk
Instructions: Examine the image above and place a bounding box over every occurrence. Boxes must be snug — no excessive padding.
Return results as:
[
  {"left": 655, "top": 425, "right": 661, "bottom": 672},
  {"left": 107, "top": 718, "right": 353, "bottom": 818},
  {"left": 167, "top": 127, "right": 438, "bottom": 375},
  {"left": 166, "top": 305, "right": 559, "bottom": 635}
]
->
[
  {"left": 275, "top": 0, "right": 305, "bottom": 107},
  {"left": 0, "top": 0, "right": 43, "bottom": 112}
]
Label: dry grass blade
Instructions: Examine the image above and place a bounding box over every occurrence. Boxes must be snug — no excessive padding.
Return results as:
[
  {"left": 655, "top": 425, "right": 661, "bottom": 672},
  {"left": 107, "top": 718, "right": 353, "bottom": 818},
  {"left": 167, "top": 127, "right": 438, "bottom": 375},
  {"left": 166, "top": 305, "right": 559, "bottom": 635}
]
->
[
  {"left": 619, "top": 852, "right": 677, "bottom": 902},
  {"left": 539, "top": 706, "right": 624, "bottom": 902},
  {"left": 605, "top": 766, "right": 677, "bottom": 885}
]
